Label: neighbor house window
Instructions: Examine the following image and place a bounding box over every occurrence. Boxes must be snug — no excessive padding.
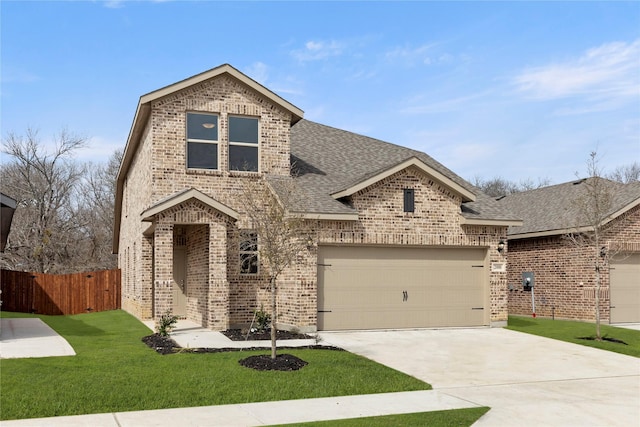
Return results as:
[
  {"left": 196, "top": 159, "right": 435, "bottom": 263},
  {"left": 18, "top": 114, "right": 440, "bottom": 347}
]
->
[
  {"left": 240, "top": 231, "right": 258, "bottom": 274},
  {"left": 404, "top": 188, "right": 415, "bottom": 213},
  {"left": 229, "top": 116, "right": 259, "bottom": 172},
  {"left": 187, "top": 112, "right": 219, "bottom": 170}
]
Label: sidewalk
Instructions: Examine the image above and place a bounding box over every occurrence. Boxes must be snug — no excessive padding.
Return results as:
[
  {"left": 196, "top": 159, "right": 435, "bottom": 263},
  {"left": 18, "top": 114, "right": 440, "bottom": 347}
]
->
[{"left": 1, "top": 390, "right": 479, "bottom": 426}]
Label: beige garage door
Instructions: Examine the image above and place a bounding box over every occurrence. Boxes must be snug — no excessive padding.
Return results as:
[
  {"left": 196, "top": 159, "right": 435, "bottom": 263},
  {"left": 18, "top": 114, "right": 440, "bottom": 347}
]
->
[
  {"left": 317, "top": 246, "right": 487, "bottom": 331},
  {"left": 610, "top": 253, "right": 640, "bottom": 323}
]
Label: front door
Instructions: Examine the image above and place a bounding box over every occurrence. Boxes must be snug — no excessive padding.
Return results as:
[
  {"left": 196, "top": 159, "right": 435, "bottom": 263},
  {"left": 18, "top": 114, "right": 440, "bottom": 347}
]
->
[{"left": 172, "top": 247, "right": 187, "bottom": 317}]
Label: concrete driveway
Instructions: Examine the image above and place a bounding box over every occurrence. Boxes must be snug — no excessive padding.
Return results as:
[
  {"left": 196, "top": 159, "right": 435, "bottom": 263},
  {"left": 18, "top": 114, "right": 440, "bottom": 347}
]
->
[{"left": 319, "top": 328, "right": 640, "bottom": 427}]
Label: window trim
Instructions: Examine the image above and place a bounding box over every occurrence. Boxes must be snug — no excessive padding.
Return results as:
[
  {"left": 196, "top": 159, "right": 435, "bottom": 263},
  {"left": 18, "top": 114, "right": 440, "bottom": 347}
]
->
[
  {"left": 228, "top": 115, "right": 260, "bottom": 172},
  {"left": 239, "top": 231, "right": 259, "bottom": 275},
  {"left": 186, "top": 112, "right": 220, "bottom": 171}
]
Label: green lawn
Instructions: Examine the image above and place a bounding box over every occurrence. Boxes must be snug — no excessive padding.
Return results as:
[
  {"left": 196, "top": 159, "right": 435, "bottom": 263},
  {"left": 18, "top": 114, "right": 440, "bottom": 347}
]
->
[
  {"left": 507, "top": 315, "right": 640, "bottom": 357},
  {"left": 270, "top": 407, "right": 490, "bottom": 427},
  {"left": 0, "top": 310, "right": 431, "bottom": 421}
]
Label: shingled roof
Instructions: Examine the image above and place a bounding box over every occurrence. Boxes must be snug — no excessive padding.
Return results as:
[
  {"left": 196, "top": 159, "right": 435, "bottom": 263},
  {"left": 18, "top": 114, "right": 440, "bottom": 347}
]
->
[
  {"left": 276, "top": 119, "right": 522, "bottom": 225},
  {"left": 498, "top": 177, "right": 640, "bottom": 238}
]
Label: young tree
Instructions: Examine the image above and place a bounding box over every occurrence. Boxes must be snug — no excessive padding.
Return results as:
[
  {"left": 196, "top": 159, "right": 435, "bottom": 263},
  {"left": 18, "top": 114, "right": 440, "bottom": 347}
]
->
[
  {"left": 1, "top": 129, "right": 87, "bottom": 273},
  {"left": 565, "top": 152, "right": 618, "bottom": 340},
  {"left": 239, "top": 175, "right": 309, "bottom": 359}
]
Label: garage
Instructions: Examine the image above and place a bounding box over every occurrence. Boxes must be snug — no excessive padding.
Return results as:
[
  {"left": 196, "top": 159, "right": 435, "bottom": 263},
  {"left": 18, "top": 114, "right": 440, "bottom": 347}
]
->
[
  {"left": 317, "top": 245, "right": 488, "bottom": 330},
  {"left": 610, "top": 253, "right": 640, "bottom": 323}
]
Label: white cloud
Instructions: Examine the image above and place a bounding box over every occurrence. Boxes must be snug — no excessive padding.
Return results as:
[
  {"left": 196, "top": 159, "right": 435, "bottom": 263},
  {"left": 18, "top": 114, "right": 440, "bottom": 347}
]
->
[
  {"left": 290, "top": 39, "right": 344, "bottom": 62},
  {"left": 400, "top": 90, "right": 494, "bottom": 114},
  {"left": 77, "top": 135, "right": 125, "bottom": 163},
  {"left": 384, "top": 43, "right": 436, "bottom": 65},
  {"left": 103, "top": 0, "right": 171, "bottom": 9},
  {"left": 1, "top": 67, "right": 40, "bottom": 84},
  {"left": 244, "top": 62, "right": 269, "bottom": 85},
  {"left": 513, "top": 39, "right": 640, "bottom": 107}
]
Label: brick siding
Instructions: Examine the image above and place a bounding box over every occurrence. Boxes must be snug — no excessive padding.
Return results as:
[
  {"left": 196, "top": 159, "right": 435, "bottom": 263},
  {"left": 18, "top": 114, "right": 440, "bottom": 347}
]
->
[{"left": 507, "top": 204, "right": 640, "bottom": 322}]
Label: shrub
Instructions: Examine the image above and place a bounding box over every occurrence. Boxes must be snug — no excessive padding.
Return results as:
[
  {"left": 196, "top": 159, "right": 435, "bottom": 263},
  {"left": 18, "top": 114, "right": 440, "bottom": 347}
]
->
[
  {"left": 156, "top": 311, "right": 178, "bottom": 337},
  {"left": 253, "top": 304, "right": 271, "bottom": 332}
]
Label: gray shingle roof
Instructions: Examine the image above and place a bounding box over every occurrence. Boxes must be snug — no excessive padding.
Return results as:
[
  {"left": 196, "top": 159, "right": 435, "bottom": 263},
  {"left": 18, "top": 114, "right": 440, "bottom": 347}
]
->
[
  {"left": 498, "top": 178, "right": 640, "bottom": 237},
  {"left": 285, "top": 119, "right": 521, "bottom": 222}
]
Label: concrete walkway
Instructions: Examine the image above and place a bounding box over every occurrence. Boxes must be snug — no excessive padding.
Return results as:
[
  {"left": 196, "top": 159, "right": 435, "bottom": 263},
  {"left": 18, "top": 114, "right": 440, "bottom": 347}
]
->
[
  {"left": 0, "top": 318, "right": 75, "bottom": 359},
  {"left": 143, "top": 319, "right": 319, "bottom": 349}
]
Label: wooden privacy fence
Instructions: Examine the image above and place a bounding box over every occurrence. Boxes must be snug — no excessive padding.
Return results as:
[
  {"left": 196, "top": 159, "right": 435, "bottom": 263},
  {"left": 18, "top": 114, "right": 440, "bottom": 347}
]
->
[{"left": 0, "top": 269, "right": 121, "bottom": 315}]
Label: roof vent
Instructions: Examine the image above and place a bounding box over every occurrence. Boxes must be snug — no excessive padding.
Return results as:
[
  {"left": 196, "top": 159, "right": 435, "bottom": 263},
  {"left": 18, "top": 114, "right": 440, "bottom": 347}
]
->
[{"left": 573, "top": 179, "right": 587, "bottom": 185}]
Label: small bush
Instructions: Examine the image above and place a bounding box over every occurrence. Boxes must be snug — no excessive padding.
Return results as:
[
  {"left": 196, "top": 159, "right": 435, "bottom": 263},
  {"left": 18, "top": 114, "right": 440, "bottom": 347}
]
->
[
  {"left": 254, "top": 304, "right": 271, "bottom": 332},
  {"left": 156, "top": 311, "right": 178, "bottom": 337}
]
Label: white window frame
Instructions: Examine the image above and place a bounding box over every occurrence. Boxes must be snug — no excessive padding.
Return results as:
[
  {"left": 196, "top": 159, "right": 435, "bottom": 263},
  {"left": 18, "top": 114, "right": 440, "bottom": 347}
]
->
[
  {"left": 228, "top": 115, "right": 260, "bottom": 172},
  {"left": 186, "top": 112, "right": 220, "bottom": 171}
]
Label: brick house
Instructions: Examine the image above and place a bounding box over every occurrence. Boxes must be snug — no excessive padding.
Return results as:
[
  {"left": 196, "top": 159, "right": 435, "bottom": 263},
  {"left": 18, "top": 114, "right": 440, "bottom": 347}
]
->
[
  {"left": 113, "top": 64, "right": 521, "bottom": 332},
  {"left": 499, "top": 178, "right": 640, "bottom": 323}
]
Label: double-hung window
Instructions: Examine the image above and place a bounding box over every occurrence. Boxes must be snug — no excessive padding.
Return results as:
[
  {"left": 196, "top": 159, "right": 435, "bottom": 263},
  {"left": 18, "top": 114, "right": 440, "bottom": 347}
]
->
[
  {"left": 187, "top": 112, "right": 219, "bottom": 170},
  {"left": 229, "top": 116, "right": 259, "bottom": 172},
  {"left": 239, "top": 231, "right": 259, "bottom": 274}
]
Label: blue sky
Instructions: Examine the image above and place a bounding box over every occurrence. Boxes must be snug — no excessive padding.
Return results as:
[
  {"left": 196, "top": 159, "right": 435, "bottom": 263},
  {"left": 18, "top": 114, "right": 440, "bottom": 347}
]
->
[{"left": 2, "top": 1, "right": 639, "bottom": 185}]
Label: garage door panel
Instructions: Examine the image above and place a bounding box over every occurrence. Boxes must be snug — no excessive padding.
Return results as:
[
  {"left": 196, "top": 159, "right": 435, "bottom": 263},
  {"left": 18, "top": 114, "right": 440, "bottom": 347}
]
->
[
  {"left": 318, "top": 246, "right": 487, "bottom": 330},
  {"left": 610, "top": 253, "right": 640, "bottom": 324}
]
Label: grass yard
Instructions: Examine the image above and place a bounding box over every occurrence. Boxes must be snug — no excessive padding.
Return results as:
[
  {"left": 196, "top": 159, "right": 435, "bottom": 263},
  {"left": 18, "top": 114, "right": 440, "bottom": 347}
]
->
[
  {"left": 508, "top": 315, "right": 640, "bottom": 357},
  {"left": 270, "top": 407, "right": 490, "bottom": 427},
  {"left": 0, "top": 310, "right": 431, "bottom": 421}
]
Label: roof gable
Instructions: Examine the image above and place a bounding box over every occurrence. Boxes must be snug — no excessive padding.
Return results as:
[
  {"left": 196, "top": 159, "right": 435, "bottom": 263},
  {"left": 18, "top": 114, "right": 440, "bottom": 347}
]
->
[
  {"left": 331, "top": 156, "right": 476, "bottom": 202},
  {"left": 290, "top": 120, "right": 520, "bottom": 225},
  {"left": 138, "top": 64, "right": 303, "bottom": 122},
  {"left": 141, "top": 188, "right": 239, "bottom": 221}
]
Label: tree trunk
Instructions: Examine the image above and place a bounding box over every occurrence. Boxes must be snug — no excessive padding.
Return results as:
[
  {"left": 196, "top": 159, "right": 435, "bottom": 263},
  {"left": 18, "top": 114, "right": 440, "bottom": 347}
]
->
[
  {"left": 270, "top": 275, "right": 277, "bottom": 360},
  {"left": 595, "top": 254, "right": 602, "bottom": 340}
]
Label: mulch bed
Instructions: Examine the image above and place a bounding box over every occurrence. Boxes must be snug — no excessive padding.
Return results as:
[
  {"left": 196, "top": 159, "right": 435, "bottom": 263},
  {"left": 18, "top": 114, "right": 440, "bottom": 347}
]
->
[
  {"left": 141, "top": 329, "right": 342, "bottom": 371},
  {"left": 577, "top": 336, "right": 628, "bottom": 345},
  {"left": 222, "top": 328, "right": 312, "bottom": 341}
]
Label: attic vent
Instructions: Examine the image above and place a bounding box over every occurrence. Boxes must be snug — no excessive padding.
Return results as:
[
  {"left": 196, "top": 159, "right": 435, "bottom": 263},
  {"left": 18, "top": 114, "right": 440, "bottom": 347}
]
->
[
  {"left": 496, "top": 195, "right": 506, "bottom": 201},
  {"left": 573, "top": 179, "right": 587, "bottom": 185}
]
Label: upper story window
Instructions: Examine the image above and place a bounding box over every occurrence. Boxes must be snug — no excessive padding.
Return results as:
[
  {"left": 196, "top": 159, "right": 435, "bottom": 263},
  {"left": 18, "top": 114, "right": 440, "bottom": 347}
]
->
[
  {"left": 187, "top": 112, "right": 219, "bottom": 170},
  {"left": 229, "top": 116, "right": 259, "bottom": 172}
]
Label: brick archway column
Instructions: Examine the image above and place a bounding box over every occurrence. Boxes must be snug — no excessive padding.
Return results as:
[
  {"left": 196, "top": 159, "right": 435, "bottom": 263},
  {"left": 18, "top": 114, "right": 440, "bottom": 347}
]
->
[
  {"left": 207, "top": 221, "right": 229, "bottom": 330},
  {"left": 153, "top": 222, "right": 174, "bottom": 319}
]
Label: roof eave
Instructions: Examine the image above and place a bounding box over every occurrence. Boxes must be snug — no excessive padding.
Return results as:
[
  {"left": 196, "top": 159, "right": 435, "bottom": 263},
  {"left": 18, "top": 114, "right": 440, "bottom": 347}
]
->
[
  {"left": 295, "top": 212, "right": 359, "bottom": 221},
  {"left": 508, "top": 226, "right": 593, "bottom": 240},
  {"left": 461, "top": 217, "right": 523, "bottom": 227}
]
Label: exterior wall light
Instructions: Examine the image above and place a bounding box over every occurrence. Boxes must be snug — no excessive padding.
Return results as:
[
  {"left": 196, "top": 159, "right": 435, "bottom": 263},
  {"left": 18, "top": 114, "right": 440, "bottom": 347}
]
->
[{"left": 497, "top": 240, "right": 505, "bottom": 253}]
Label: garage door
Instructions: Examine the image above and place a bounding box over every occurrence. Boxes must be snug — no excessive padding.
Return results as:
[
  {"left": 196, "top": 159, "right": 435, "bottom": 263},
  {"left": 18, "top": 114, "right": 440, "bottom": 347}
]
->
[
  {"left": 317, "top": 246, "right": 487, "bottom": 330},
  {"left": 610, "top": 253, "right": 640, "bottom": 323}
]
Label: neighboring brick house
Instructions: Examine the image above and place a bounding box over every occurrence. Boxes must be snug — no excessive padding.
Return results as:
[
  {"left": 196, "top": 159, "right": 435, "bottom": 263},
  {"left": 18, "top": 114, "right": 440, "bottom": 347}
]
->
[
  {"left": 499, "top": 179, "right": 640, "bottom": 323},
  {"left": 1, "top": 193, "right": 17, "bottom": 253},
  {"left": 113, "top": 64, "right": 521, "bottom": 332}
]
